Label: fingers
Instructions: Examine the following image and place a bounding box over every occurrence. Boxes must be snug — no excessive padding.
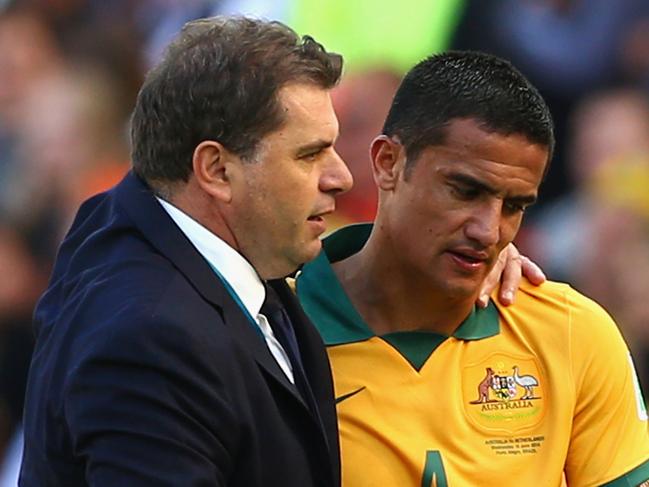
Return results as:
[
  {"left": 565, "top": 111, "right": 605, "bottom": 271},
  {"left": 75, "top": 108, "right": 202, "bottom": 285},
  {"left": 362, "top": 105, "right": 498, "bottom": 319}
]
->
[
  {"left": 477, "top": 247, "right": 507, "bottom": 308},
  {"left": 496, "top": 246, "right": 546, "bottom": 307},
  {"left": 498, "top": 249, "right": 522, "bottom": 306},
  {"left": 520, "top": 255, "right": 546, "bottom": 285},
  {"left": 476, "top": 293, "right": 490, "bottom": 309},
  {"left": 478, "top": 245, "right": 546, "bottom": 309}
]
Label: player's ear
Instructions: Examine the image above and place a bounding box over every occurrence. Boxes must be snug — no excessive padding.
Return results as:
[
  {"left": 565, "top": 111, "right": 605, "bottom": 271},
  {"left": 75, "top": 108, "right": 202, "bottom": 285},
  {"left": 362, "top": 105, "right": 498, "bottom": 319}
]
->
[
  {"left": 370, "top": 135, "right": 405, "bottom": 191},
  {"left": 192, "top": 140, "right": 238, "bottom": 203}
]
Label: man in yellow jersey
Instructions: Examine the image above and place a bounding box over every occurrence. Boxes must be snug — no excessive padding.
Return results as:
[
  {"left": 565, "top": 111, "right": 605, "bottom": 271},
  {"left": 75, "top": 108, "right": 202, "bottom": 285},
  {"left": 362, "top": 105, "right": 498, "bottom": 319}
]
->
[{"left": 296, "top": 51, "right": 649, "bottom": 486}]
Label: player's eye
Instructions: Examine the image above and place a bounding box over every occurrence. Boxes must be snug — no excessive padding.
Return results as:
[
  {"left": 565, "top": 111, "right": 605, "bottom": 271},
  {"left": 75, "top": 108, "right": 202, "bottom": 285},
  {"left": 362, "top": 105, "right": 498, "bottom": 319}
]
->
[
  {"left": 449, "top": 183, "right": 480, "bottom": 200},
  {"left": 503, "top": 200, "right": 527, "bottom": 214}
]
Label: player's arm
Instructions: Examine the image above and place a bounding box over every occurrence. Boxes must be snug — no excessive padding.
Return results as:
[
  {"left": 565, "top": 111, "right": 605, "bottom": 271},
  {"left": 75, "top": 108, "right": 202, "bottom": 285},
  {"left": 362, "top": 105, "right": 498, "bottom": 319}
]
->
[
  {"left": 564, "top": 291, "right": 649, "bottom": 486},
  {"left": 477, "top": 242, "right": 546, "bottom": 308}
]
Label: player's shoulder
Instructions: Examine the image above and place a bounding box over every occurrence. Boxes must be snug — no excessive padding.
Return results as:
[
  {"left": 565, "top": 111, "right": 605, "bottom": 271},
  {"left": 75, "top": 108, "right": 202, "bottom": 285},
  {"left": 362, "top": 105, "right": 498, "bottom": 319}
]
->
[
  {"left": 517, "top": 278, "right": 573, "bottom": 304},
  {"left": 516, "top": 279, "right": 619, "bottom": 340},
  {"left": 519, "top": 278, "right": 607, "bottom": 311}
]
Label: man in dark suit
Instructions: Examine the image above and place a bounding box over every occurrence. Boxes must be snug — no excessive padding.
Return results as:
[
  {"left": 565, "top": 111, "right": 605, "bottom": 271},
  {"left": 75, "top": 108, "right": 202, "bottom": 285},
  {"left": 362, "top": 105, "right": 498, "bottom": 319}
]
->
[{"left": 20, "top": 17, "right": 352, "bottom": 486}]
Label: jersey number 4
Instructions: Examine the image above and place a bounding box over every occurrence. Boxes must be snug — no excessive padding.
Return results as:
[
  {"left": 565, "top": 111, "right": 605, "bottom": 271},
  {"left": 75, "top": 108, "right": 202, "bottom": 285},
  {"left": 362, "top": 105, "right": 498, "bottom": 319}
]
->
[{"left": 422, "top": 450, "right": 449, "bottom": 487}]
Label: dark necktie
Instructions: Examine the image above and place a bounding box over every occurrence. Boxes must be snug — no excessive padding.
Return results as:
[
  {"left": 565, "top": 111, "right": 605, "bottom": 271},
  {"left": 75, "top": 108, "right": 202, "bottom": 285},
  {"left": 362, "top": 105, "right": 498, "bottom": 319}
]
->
[{"left": 261, "top": 284, "right": 313, "bottom": 405}]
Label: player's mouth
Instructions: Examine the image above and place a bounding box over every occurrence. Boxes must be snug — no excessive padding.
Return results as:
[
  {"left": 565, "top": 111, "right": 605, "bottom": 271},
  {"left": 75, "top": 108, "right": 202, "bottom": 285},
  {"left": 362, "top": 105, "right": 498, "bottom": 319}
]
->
[{"left": 446, "top": 248, "right": 489, "bottom": 272}]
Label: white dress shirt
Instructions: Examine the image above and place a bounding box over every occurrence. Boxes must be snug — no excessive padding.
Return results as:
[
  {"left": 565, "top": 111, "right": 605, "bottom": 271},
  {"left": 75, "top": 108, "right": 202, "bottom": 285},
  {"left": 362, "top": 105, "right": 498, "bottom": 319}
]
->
[{"left": 156, "top": 198, "right": 294, "bottom": 384}]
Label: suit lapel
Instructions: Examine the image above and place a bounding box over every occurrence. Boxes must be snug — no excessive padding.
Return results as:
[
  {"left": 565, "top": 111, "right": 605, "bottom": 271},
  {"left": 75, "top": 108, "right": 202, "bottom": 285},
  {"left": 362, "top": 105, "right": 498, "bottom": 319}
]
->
[
  {"left": 219, "top": 296, "right": 307, "bottom": 405},
  {"left": 271, "top": 280, "right": 338, "bottom": 454},
  {"left": 114, "top": 172, "right": 229, "bottom": 309},
  {"left": 112, "top": 172, "right": 307, "bottom": 407},
  {"left": 225, "top": 284, "right": 335, "bottom": 484}
]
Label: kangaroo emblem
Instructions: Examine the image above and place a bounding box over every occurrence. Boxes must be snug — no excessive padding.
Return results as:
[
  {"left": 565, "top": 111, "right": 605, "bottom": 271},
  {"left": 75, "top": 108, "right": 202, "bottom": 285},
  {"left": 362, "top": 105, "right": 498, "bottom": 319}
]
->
[{"left": 470, "top": 367, "right": 494, "bottom": 404}]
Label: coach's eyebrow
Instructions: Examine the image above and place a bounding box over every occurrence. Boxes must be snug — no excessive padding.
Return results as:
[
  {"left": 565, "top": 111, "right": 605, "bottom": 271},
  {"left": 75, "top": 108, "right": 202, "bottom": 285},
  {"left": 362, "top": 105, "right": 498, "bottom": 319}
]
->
[{"left": 295, "top": 139, "right": 334, "bottom": 157}]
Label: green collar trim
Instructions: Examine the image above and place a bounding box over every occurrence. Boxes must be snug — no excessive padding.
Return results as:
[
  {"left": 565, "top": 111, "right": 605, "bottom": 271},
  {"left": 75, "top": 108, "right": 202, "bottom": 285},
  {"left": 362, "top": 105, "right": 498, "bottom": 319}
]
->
[
  {"left": 454, "top": 302, "right": 500, "bottom": 340},
  {"left": 381, "top": 332, "right": 447, "bottom": 371},
  {"left": 297, "top": 243, "right": 374, "bottom": 346},
  {"left": 297, "top": 224, "right": 500, "bottom": 369}
]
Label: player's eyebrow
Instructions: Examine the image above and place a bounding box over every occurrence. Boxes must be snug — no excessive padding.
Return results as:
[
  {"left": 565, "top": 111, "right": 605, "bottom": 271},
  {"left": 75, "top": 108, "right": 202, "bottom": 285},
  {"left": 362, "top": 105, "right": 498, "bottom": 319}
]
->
[
  {"left": 446, "top": 172, "right": 497, "bottom": 195},
  {"left": 447, "top": 172, "right": 538, "bottom": 206},
  {"left": 506, "top": 194, "right": 538, "bottom": 207}
]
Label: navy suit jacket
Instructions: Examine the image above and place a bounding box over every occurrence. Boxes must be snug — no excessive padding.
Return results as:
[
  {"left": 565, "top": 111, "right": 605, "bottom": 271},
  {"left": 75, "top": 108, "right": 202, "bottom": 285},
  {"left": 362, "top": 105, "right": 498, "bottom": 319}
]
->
[{"left": 20, "top": 172, "right": 340, "bottom": 486}]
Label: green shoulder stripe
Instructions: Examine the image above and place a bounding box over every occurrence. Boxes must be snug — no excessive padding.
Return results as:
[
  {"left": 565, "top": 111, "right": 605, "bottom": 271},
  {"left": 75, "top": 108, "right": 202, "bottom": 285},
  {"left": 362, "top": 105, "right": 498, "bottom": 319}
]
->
[{"left": 599, "top": 458, "right": 649, "bottom": 487}]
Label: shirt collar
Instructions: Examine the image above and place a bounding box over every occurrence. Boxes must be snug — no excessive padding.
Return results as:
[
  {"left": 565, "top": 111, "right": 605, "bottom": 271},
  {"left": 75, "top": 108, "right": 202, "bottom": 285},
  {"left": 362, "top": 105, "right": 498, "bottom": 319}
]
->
[
  {"left": 156, "top": 197, "right": 265, "bottom": 317},
  {"left": 297, "top": 223, "right": 500, "bottom": 345}
]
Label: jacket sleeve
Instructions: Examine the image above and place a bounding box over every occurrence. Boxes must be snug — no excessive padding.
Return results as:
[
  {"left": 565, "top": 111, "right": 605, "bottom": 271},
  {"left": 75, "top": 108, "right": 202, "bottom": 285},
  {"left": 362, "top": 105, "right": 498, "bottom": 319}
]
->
[{"left": 63, "top": 296, "right": 239, "bottom": 486}]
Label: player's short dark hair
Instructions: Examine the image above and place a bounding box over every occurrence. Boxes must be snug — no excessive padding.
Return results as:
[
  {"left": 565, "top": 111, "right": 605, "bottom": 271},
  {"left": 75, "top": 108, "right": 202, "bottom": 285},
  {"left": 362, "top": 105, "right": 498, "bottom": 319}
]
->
[
  {"left": 131, "top": 16, "right": 343, "bottom": 187},
  {"left": 382, "top": 51, "right": 554, "bottom": 173}
]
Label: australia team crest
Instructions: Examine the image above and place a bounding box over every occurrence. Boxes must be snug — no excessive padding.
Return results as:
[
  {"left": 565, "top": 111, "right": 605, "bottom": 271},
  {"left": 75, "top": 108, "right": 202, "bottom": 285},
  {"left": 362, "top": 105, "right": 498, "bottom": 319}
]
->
[{"left": 462, "top": 353, "right": 546, "bottom": 432}]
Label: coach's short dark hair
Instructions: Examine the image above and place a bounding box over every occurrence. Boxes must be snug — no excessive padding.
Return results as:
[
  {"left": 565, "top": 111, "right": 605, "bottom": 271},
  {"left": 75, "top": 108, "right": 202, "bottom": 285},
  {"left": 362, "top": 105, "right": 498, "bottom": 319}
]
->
[
  {"left": 382, "top": 51, "right": 554, "bottom": 172},
  {"left": 131, "top": 16, "right": 343, "bottom": 186}
]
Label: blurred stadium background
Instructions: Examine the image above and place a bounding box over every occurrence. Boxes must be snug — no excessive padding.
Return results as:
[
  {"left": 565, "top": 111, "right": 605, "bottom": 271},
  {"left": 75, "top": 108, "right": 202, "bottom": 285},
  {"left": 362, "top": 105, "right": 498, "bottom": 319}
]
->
[{"left": 0, "top": 0, "right": 648, "bottom": 482}]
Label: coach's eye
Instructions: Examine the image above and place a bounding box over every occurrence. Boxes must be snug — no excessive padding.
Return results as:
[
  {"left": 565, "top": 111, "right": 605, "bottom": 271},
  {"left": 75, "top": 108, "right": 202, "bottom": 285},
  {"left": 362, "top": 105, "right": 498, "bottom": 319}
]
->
[{"left": 300, "top": 150, "right": 321, "bottom": 161}]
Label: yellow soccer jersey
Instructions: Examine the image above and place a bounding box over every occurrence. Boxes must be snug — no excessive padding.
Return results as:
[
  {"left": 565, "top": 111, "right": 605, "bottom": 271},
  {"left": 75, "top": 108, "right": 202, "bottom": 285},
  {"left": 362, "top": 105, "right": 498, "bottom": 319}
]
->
[{"left": 296, "top": 224, "right": 649, "bottom": 487}]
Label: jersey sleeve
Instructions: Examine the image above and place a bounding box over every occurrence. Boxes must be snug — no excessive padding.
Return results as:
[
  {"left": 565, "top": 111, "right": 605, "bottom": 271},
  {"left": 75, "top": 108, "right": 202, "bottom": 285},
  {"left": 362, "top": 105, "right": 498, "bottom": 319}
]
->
[{"left": 565, "top": 289, "right": 649, "bottom": 486}]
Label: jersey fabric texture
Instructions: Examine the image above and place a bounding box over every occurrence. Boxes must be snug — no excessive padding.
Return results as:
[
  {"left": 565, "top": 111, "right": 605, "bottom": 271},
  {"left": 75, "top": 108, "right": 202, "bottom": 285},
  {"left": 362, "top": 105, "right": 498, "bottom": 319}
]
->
[{"left": 296, "top": 223, "right": 649, "bottom": 487}]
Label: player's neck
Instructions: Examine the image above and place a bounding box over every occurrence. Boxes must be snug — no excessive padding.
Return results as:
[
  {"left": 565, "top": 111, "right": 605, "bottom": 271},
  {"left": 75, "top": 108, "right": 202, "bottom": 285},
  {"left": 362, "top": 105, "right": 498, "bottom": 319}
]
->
[{"left": 332, "top": 231, "right": 475, "bottom": 337}]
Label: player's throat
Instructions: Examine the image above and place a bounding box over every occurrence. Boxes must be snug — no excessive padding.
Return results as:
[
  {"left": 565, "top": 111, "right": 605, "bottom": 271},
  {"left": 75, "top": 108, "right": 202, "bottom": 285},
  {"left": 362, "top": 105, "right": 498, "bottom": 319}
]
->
[{"left": 331, "top": 245, "right": 478, "bottom": 337}]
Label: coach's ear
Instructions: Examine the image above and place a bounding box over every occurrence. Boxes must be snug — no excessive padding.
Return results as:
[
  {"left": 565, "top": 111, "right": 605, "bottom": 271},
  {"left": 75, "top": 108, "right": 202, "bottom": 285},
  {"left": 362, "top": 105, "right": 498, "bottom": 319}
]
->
[
  {"left": 370, "top": 135, "right": 406, "bottom": 191},
  {"left": 192, "top": 140, "right": 236, "bottom": 203}
]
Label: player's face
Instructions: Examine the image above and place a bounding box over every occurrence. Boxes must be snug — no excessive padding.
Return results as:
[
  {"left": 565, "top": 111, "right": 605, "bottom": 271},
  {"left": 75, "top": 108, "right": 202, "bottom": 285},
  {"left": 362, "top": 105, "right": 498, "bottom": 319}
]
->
[
  {"left": 387, "top": 118, "right": 548, "bottom": 300},
  {"left": 230, "top": 83, "right": 353, "bottom": 279}
]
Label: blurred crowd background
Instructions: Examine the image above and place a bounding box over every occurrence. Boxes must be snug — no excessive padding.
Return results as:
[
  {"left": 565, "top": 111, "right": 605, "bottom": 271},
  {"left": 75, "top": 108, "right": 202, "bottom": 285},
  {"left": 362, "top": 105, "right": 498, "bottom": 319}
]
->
[{"left": 1, "top": 0, "right": 648, "bottom": 482}]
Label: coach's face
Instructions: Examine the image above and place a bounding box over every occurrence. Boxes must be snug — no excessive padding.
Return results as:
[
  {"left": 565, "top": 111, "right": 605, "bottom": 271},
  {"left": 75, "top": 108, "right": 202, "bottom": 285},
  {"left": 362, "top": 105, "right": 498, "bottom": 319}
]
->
[
  {"left": 375, "top": 118, "right": 548, "bottom": 300},
  {"left": 228, "top": 83, "right": 353, "bottom": 279}
]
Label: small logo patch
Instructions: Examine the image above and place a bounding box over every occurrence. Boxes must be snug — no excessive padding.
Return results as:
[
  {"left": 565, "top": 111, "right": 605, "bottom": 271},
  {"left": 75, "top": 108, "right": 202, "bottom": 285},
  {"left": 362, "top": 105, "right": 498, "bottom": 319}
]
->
[
  {"left": 335, "top": 386, "right": 366, "bottom": 405},
  {"left": 463, "top": 354, "right": 545, "bottom": 432}
]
